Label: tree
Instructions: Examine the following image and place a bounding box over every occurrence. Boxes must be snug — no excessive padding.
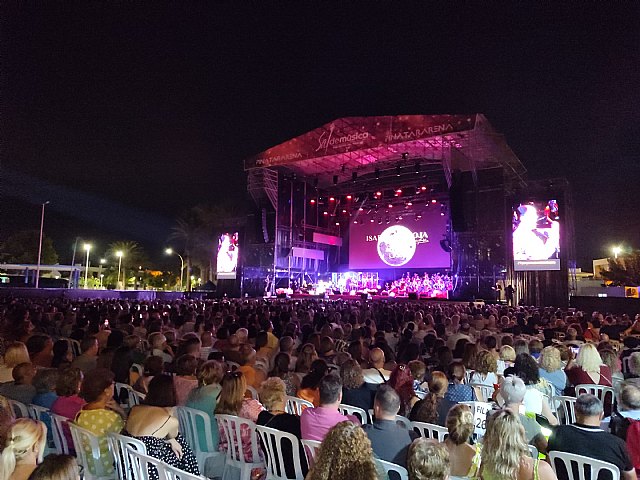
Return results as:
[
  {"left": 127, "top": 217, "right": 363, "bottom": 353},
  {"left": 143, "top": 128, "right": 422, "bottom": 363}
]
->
[
  {"left": 601, "top": 250, "right": 640, "bottom": 286},
  {"left": 104, "top": 241, "right": 149, "bottom": 288},
  {"left": 1, "top": 230, "right": 59, "bottom": 264}
]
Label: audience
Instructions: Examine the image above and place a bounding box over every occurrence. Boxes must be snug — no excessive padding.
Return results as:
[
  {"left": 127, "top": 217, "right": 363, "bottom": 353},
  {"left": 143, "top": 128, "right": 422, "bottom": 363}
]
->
[
  {"left": 538, "top": 346, "right": 567, "bottom": 396},
  {"left": 339, "top": 358, "right": 374, "bottom": 411},
  {"left": 0, "top": 418, "right": 46, "bottom": 480},
  {"left": 0, "top": 363, "right": 37, "bottom": 405},
  {"left": 27, "top": 453, "right": 79, "bottom": 480},
  {"left": 408, "top": 438, "right": 450, "bottom": 480},
  {"left": 444, "top": 404, "right": 481, "bottom": 480},
  {"left": 499, "top": 375, "right": 547, "bottom": 452},
  {"left": 0, "top": 343, "right": 30, "bottom": 383}
]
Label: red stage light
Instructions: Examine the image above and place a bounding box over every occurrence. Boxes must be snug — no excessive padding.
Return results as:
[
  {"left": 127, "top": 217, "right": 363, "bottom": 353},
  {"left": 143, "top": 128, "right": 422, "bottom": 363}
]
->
[
  {"left": 421, "top": 186, "right": 427, "bottom": 191},
  {"left": 323, "top": 211, "right": 328, "bottom": 215},
  {"left": 329, "top": 197, "right": 335, "bottom": 202},
  {"left": 346, "top": 195, "right": 352, "bottom": 200},
  {"left": 388, "top": 204, "right": 393, "bottom": 208},
  {"left": 431, "top": 199, "right": 437, "bottom": 204},
  {"left": 310, "top": 199, "right": 316, "bottom": 204},
  {"left": 396, "top": 189, "right": 402, "bottom": 194},
  {"left": 375, "top": 191, "right": 382, "bottom": 196}
]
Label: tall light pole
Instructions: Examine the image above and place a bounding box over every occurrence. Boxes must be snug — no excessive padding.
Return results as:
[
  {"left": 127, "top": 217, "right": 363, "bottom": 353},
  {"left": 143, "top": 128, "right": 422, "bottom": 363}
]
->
[
  {"left": 165, "top": 248, "right": 185, "bottom": 291},
  {"left": 116, "top": 251, "right": 123, "bottom": 289},
  {"left": 98, "top": 258, "right": 106, "bottom": 289},
  {"left": 612, "top": 246, "right": 622, "bottom": 260},
  {"left": 83, "top": 244, "right": 92, "bottom": 289},
  {"left": 35, "top": 201, "right": 50, "bottom": 288}
]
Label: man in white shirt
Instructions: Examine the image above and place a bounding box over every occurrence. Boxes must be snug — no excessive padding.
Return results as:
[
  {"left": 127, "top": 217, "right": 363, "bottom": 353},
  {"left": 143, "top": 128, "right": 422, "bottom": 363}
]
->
[
  {"left": 446, "top": 323, "right": 473, "bottom": 350},
  {"left": 362, "top": 348, "right": 391, "bottom": 384}
]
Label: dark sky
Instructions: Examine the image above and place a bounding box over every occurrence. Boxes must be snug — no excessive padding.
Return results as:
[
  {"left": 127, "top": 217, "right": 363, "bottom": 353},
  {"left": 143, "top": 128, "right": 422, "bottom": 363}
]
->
[{"left": 2, "top": 3, "right": 639, "bottom": 269}]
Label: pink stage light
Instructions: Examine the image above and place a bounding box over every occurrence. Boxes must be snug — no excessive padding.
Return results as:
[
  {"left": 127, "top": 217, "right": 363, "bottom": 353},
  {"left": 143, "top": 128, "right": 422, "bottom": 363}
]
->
[
  {"left": 421, "top": 186, "right": 427, "bottom": 191},
  {"left": 329, "top": 197, "right": 335, "bottom": 202},
  {"left": 310, "top": 199, "right": 316, "bottom": 204},
  {"left": 375, "top": 191, "right": 382, "bottom": 197},
  {"left": 346, "top": 194, "right": 352, "bottom": 200},
  {"left": 388, "top": 204, "right": 393, "bottom": 208},
  {"left": 342, "top": 209, "right": 347, "bottom": 213},
  {"left": 323, "top": 211, "right": 328, "bottom": 215},
  {"left": 431, "top": 199, "right": 437, "bottom": 204}
]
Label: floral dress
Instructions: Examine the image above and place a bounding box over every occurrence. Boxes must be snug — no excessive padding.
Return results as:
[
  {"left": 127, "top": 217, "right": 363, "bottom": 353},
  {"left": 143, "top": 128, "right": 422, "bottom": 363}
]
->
[{"left": 218, "top": 398, "right": 264, "bottom": 462}]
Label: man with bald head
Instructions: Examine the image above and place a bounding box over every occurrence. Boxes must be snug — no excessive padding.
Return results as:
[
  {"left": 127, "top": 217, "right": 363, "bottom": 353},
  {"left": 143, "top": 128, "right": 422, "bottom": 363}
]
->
[{"left": 363, "top": 347, "right": 391, "bottom": 384}]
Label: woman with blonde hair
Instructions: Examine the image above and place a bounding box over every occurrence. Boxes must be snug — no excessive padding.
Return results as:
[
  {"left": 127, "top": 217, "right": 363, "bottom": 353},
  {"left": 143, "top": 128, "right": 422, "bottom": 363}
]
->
[
  {"left": 294, "top": 343, "right": 317, "bottom": 381},
  {"left": 408, "top": 438, "right": 450, "bottom": 480},
  {"left": 480, "top": 409, "right": 556, "bottom": 480},
  {"left": 498, "top": 345, "right": 516, "bottom": 375},
  {"left": 0, "top": 342, "right": 30, "bottom": 383},
  {"left": 444, "top": 404, "right": 480, "bottom": 480},
  {"left": 0, "top": 418, "right": 47, "bottom": 480},
  {"left": 305, "top": 421, "right": 384, "bottom": 480},
  {"left": 565, "top": 343, "right": 612, "bottom": 389},
  {"left": 538, "top": 346, "right": 567, "bottom": 396}
]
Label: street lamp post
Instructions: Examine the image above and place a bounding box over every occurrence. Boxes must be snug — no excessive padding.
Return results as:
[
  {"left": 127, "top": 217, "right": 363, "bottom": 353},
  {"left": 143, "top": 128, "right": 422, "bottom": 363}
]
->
[
  {"left": 98, "top": 259, "right": 106, "bottom": 289},
  {"left": 165, "top": 248, "right": 185, "bottom": 291},
  {"left": 35, "top": 201, "right": 50, "bottom": 288},
  {"left": 83, "top": 244, "right": 92, "bottom": 289},
  {"left": 116, "top": 251, "right": 123, "bottom": 289}
]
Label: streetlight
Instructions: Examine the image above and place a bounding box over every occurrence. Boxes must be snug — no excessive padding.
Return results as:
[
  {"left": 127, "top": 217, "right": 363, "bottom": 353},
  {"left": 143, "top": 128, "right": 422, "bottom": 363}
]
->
[
  {"left": 612, "top": 246, "right": 622, "bottom": 259},
  {"left": 35, "top": 201, "right": 50, "bottom": 288},
  {"left": 165, "top": 248, "right": 185, "bottom": 291},
  {"left": 98, "top": 259, "right": 106, "bottom": 289},
  {"left": 83, "top": 244, "right": 92, "bottom": 289},
  {"left": 116, "top": 251, "right": 123, "bottom": 289}
]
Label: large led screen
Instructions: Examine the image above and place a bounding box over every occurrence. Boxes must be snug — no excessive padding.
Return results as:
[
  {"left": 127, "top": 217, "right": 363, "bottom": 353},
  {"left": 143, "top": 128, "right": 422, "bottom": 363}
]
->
[
  {"left": 513, "top": 200, "right": 560, "bottom": 271},
  {"left": 216, "top": 232, "right": 239, "bottom": 279},
  {"left": 349, "top": 208, "right": 450, "bottom": 270}
]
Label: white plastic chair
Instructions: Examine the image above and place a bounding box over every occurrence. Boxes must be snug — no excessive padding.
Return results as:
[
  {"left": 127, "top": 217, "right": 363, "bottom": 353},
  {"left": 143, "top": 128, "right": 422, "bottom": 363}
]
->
[
  {"left": 67, "top": 338, "right": 81, "bottom": 358},
  {"left": 575, "top": 384, "right": 615, "bottom": 413},
  {"left": 338, "top": 404, "right": 369, "bottom": 424},
  {"left": 68, "top": 423, "right": 114, "bottom": 480},
  {"left": 130, "top": 363, "right": 144, "bottom": 377},
  {"left": 27, "top": 404, "right": 49, "bottom": 421},
  {"left": 528, "top": 445, "right": 539, "bottom": 459},
  {"left": 411, "top": 421, "right": 448, "bottom": 441},
  {"left": 8, "top": 399, "right": 29, "bottom": 418},
  {"left": 115, "top": 382, "right": 143, "bottom": 409},
  {"left": 471, "top": 383, "right": 494, "bottom": 402},
  {"left": 554, "top": 395, "right": 577, "bottom": 425},
  {"left": 107, "top": 432, "right": 147, "bottom": 480},
  {"left": 256, "top": 424, "right": 305, "bottom": 480},
  {"left": 215, "top": 414, "right": 264, "bottom": 480},
  {"left": 246, "top": 386, "right": 259, "bottom": 400},
  {"left": 395, "top": 415, "right": 412, "bottom": 430},
  {"left": 285, "top": 396, "right": 313, "bottom": 415},
  {"left": 549, "top": 451, "right": 620, "bottom": 480},
  {"left": 124, "top": 444, "right": 206, "bottom": 480},
  {"left": 176, "top": 406, "right": 225, "bottom": 475},
  {"left": 379, "top": 459, "right": 409, "bottom": 480},
  {"left": 226, "top": 361, "right": 241, "bottom": 371},
  {"left": 300, "top": 439, "right": 321, "bottom": 467},
  {"left": 49, "top": 412, "right": 73, "bottom": 455}
]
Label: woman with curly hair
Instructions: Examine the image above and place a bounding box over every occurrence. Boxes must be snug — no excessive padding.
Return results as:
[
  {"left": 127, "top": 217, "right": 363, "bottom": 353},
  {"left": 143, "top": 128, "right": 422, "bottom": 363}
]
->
[
  {"left": 408, "top": 438, "right": 450, "bottom": 480},
  {"left": 538, "top": 346, "right": 567, "bottom": 396},
  {"left": 479, "top": 409, "right": 556, "bottom": 480},
  {"left": 470, "top": 350, "right": 498, "bottom": 387},
  {"left": 444, "top": 404, "right": 480, "bottom": 480},
  {"left": 305, "top": 421, "right": 385, "bottom": 480},
  {"left": 340, "top": 359, "right": 374, "bottom": 411},
  {"left": 388, "top": 364, "right": 419, "bottom": 417}
]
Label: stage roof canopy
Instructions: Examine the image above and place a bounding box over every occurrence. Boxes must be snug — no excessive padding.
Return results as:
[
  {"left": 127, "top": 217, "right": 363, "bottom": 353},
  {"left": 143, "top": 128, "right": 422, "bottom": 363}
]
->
[{"left": 245, "top": 114, "right": 526, "bottom": 188}]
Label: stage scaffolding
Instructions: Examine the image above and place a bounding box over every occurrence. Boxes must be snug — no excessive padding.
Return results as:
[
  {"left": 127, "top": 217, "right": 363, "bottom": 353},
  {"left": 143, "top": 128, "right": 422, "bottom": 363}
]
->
[{"left": 242, "top": 114, "right": 572, "bottom": 304}]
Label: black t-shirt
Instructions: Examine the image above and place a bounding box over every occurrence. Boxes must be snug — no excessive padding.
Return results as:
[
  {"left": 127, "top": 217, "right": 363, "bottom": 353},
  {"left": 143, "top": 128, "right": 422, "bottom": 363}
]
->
[
  {"left": 548, "top": 424, "right": 633, "bottom": 480},
  {"left": 341, "top": 384, "right": 375, "bottom": 412},
  {"left": 256, "top": 411, "right": 308, "bottom": 478}
]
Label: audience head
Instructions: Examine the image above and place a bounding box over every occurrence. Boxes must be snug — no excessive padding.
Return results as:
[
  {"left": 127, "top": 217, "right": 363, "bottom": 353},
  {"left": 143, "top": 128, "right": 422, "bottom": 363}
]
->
[
  {"left": 374, "top": 384, "right": 401, "bottom": 418},
  {"left": 79, "top": 336, "right": 98, "bottom": 356},
  {"left": 599, "top": 349, "right": 620, "bottom": 374},
  {"left": 407, "top": 438, "right": 450, "bottom": 480},
  {"left": 144, "top": 374, "right": 177, "bottom": 407},
  {"left": 408, "top": 360, "right": 427, "bottom": 384},
  {"left": 175, "top": 354, "right": 198, "bottom": 376},
  {"left": 539, "top": 346, "right": 562, "bottom": 373},
  {"left": 2, "top": 342, "right": 30, "bottom": 368},
  {"left": 575, "top": 343, "right": 603, "bottom": 373},
  {"left": 499, "top": 345, "right": 516, "bottom": 363},
  {"left": 429, "top": 371, "right": 448, "bottom": 397},
  {"left": 13, "top": 363, "right": 37, "bottom": 385},
  {"left": 216, "top": 371, "right": 247, "bottom": 415},
  {"left": 482, "top": 409, "right": 529, "bottom": 480},
  {"left": 575, "top": 394, "right": 604, "bottom": 422},
  {"left": 0, "top": 419, "right": 47, "bottom": 480},
  {"left": 32, "top": 368, "right": 58, "bottom": 395},
  {"left": 258, "top": 377, "right": 286, "bottom": 411},
  {"left": 143, "top": 356, "right": 164, "bottom": 377},
  {"left": 513, "top": 339, "right": 529, "bottom": 356},
  {"left": 271, "top": 352, "right": 291, "bottom": 376},
  {"left": 318, "top": 373, "right": 342, "bottom": 406},
  {"left": 500, "top": 375, "right": 526, "bottom": 405},
  {"left": 295, "top": 344, "right": 318, "bottom": 373},
  {"left": 27, "top": 453, "right": 79, "bottom": 480},
  {"left": 514, "top": 353, "right": 539, "bottom": 385},
  {"left": 80, "top": 368, "right": 114, "bottom": 403},
  {"left": 305, "top": 421, "right": 378, "bottom": 480},
  {"left": 196, "top": 360, "right": 224, "bottom": 387},
  {"left": 51, "top": 340, "right": 72, "bottom": 368},
  {"left": 447, "top": 361, "right": 466, "bottom": 384},
  {"left": 446, "top": 404, "right": 474, "bottom": 445},
  {"left": 339, "top": 359, "right": 364, "bottom": 389},
  {"left": 629, "top": 352, "right": 640, "bottom": 377},
  {"left": 55, "top": 368, "right": 83, "bottom": 397},
  {"left": 474, "top": 350, "right": 497, "bottom": 375},
  {"left": 619, "top": 383, "right": 640, "bottom": 411}
]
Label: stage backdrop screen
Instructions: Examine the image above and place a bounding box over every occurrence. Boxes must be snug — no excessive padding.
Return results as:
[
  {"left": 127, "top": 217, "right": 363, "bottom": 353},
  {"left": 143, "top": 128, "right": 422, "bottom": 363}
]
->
[
  {"left": 349, "top": 208, "right": 450, "bottom": 270},
  {"left": 216, "top": 232, "right": 239, "bottom": 279},
  {"left": 512, "top": 200, "right": 560, "bottom": 271}
]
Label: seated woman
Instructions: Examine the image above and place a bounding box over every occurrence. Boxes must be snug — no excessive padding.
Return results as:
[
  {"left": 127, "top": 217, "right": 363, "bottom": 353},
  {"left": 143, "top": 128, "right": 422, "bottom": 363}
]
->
[
  {"left": 444, "top": 362, "right": 476, "bottom": 403},
  {"left": 257, "top": 377, "right": 308, "bottom": 478},
  {"left": 186, "top": 360, "right": 225, "bottom": 451},
  {"left": 538, "top": 346, "right": 568, "bottom": 396},
  {"left": 270, "top": 352, "right": 299, "bottom": 396},
  {"left": 565, "top": 343, "right": 613, "bottom": 389},
  {"left": 340, "top": 359, "right": 374, "bottom": 411},
  {"left": 215, "top": 371, "right": 264, "bottom": 464},
  {"left": 0, "top": 418, "right": 47, "bottom": 480},
  {"left": 173, "top": 354, "right": 198, "bottom": 406},
  {"left": 469, "top": 350, "right": 499, "bottom": 387},
  {"left": 514, "top": 354, "right": 558, "bottom": 425},
  {"left": 50, "top": 367, "right": 85, "bottom": 455},
  {"left": 410, "top": 372, "right": 454, "bottom": 426},
  {"left": 443, "top": 404, "right": 480, "bottom": 480},
  {"left": 132, "top": 355, "right": 164, "bottom": 394},
  {"left": 74, "top": 368, "right": 126, "bottom": 476},
  {"left": 296, "top": 359, "right": 328, "bottom": 407},
  {"left": 408, "top": 437, "right": 450, "bottom": 480},
  {"left": 125, "top": 374, "right": 199, "bottom": 480},
  {"left": 479, "top": 409, "right": 556, "bottom": 480},
  {"left": 388, "top": 364, "right": 420, "bottom": 417}
]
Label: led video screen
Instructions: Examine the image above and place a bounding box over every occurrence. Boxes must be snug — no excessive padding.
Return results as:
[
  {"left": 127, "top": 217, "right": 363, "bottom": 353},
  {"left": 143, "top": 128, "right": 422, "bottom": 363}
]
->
[
  {"left": 216, "top": 232, "right": 239, "bottom": 279},
  {"left": 513, "top": 200, "right": 560, "bottom": 271},
  {"left": 349, "top": 207, "right": 450, "bottom": 270}
]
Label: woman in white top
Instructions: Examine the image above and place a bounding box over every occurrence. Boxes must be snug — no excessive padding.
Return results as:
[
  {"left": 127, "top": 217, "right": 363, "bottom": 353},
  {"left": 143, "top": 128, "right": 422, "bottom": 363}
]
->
[
  {"left": 515, "top": 353, "right": 557, "bottom": 425},
  {"left": 470, "top": 350, "right": 499, "bottom": 386}
]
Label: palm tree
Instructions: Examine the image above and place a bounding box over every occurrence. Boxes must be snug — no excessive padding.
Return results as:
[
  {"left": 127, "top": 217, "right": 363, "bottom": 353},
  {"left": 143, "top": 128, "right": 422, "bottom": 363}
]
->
[{"left": 105, "top": 241, "right": 148, "bottom": 289}]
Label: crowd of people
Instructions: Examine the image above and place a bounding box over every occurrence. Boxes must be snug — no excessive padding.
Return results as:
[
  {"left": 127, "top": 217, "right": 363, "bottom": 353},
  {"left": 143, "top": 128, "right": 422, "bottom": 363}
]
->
[
  {"left": 0, "top": 294, "right": 639, "bottom": 480},
  {"left": 383, "top": 272, "right": 454, "bottom": 298}
]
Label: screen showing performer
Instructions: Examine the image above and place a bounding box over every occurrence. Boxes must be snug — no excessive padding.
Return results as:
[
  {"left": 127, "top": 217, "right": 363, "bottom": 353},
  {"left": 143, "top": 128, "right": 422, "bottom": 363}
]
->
[
  {"left": 216, "top": 232, "right": 239, "bottom": 279},
  {"left": 349, "top": 207, "right": 450, "bottom": 270},
  {"left": 512, "top": 200, "right": 560, "bottom": 271}
]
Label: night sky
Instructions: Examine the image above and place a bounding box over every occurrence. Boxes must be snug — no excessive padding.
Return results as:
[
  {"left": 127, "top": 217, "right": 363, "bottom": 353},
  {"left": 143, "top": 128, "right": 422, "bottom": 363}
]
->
[{"left": 2, "top": 3, "right": 639, "bottom": 269}]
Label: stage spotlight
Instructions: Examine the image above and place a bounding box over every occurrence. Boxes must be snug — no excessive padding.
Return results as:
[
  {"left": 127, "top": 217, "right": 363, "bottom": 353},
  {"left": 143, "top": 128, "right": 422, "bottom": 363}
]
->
[
  {"left": 353, "top": 220, "right": 358, "bottom": 224},
  {"left": 310, "top": 199, "right": 316, "bottom": 204},
  {"left": 440, "top": 238, "right": 453, "bottom": 252},
  {"left": 335, "top": 222, "right": 340, "bottom": 226},
  {"left": 401, "top": 152, "right": 409, "bottom": 160},
  {"left": 352, "top": 172, "right": 357, "bottom": 182},
  {"left": 323, "top": 211, "right": 328, "bottom": 216},
  {"left": 370, "top": 218, "right": 375, "bottom": 223},
  {"left": 342, "top": 209, "right": 347, "bottom": 213},
  {"left": 333, "top": 175, "right": 338, "bottom": 185},
  {"left": 358, "top": 207, "right": 364, "bottom": 211},
  {"left": 374, "top": 205, "right": 379, "bottom": 212},
  {"left": 431, "top": 199, "right": 437, "bottom": 204},
  {"left": 398, "top": 215, "right": 403, "bottom": 221},
  {"left": 406, "top": 202, "right": 413, "bottom": 206},
  {"left": 329, "top": 197, "right": 335, "bottom": 202},
  {"left": 396, "top": 188, "right": 402, "bottom": 195},
  {"left": 375, "top": 191, "right": 382, "bottom": 197},
  {"left": 420, "top": 186, "right": 427, "bottom": 191},
  {"left": 388, "top": 204, "right": 393, "bottom": 208},
  {"left": 346, "top": 194, "right": 352, "bottom": 200},
  {"left": 375, "top": 168, "right": 380, "bottom": 179}
]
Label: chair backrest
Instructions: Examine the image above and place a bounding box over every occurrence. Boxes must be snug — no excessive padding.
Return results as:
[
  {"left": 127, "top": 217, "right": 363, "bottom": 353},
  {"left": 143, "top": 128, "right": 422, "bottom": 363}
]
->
[
  {"left": 256, "top": 424, "right": 305, "bottom": 480},
  {"left": 471, "top": 383, "right": 494, "bottom": 403},
  {"left": 338, "top": 404, "right": 369, "bottom": 424},
  {"left": 528, "top": 445, "right": 539, "bottom": 459},
  {"left": 130, "top": 363, "right": 144, "bottom": 377},
  {"left": 395, "top": 415, "right": 411, "bottom": 430},
  {"left": 107, "top": 433, "right": 147, "bottom": 480},
  {"left": 411, "top": 421, "right": 448, "bottom": 441},
  {"left": 379, "top": 459, "right": 409, "bottom": 480},
  {"left": 68, "top": 422, "right": 113, "bottom": 478},
  {"left": 575, "top": 384, "right": 615, "bottom": 412},
  {"left": 115, "top": 382, "right": 141, "bottom": 409},
  {"left": 27, "top": 404, "right": 49, "bottom": 421},
  {"left": 300, "top": 439, "right": 321, "bottom": 467},
  {"left": 67, "top": 338, "right": 81, "bottom": 358},
  {"left": 49, "top": 412, "right": 72, "bottom": 455},
  {"left": 226, "top": 360, "right": 241, "bottom": 371},
  {"left": 124, "top": 444, "right": 205, "bottom": 480},
  {"left": 549, "top": 451, "right": 620, "bottom": 480},
  {"left": 285, "top": 396, "right": 313, "bottom": 416},
  {"left": 554, "top": 395, "right": 577, "bottom": 425},
  {"left": 176, "top": 406, "right": 216, "bottom": 458},
  {"left": 215, "top": 414, "right": 262, "bottom": 466},
  {"left": 622, "top": 356, "right": 632, "bottom": 375},
  {"left": 246, "top": 386, "right": 259, "bottom": 400},
  {"left": 8, "top": 399, "right": 29, "bottom": 418}
]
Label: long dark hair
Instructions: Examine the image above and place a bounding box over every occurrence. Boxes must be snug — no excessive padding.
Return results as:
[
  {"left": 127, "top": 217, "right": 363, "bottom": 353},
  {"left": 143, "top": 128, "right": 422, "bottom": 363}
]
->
[{"left": 144, "top": 374, "right": 177, "bottom": 407}]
